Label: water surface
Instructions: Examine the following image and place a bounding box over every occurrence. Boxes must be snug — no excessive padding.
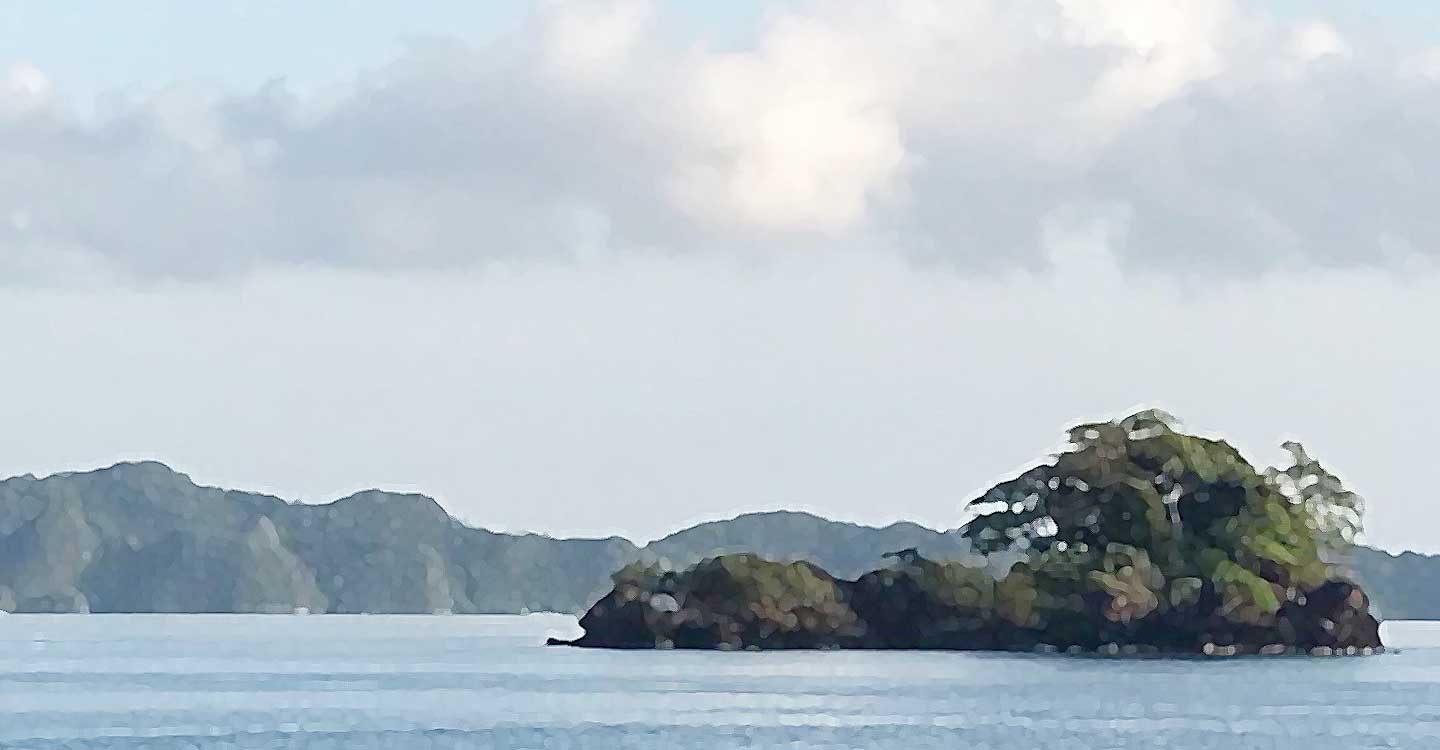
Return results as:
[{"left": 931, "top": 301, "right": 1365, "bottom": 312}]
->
[{"left": 1, "top": 615, "right": 1436, "bottom": 748}]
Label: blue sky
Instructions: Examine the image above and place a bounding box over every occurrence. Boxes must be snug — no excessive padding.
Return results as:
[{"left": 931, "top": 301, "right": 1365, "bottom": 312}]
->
[
  {"left": 7, "top": 1, "right": 1438, "bottom": 97},
  {"left": 0, "top": 1, "right": 780, "bottom": 98}
]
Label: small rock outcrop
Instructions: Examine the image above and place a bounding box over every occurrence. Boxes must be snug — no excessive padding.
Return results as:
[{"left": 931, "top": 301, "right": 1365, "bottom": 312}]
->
[
  {"left": 552, "top": 555, "right": 865, "bottom": 650},
  {"left": 1273, "top": 579, "right": 1381, "bottom": 653}
]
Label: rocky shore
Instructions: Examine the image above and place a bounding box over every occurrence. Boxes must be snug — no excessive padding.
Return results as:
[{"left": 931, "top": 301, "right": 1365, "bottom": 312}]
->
[{"left": 549, "top": 552, "right": 1382, "bottom": 654}]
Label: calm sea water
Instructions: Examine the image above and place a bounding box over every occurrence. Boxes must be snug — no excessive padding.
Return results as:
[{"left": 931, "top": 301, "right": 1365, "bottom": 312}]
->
[{"left": 1, "top": 615, "right": 1438, "bottom": 749}]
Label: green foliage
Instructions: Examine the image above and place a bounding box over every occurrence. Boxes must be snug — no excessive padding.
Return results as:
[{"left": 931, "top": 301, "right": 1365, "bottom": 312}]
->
[
  {"left": 962, "top": 410, "right": 1361, "bottom": 625},
  {"left": 632, "top": 554, "right": 863, "bottom": 649},
  {"left": 1087, "top": 544, "right": 1164, "bottom": 624},
  {"left": 1266, "top": 441, "right": 1365, "bottom": 558},
  {"left": 920, "top": 559, "right": 997, "bottom": 611}
]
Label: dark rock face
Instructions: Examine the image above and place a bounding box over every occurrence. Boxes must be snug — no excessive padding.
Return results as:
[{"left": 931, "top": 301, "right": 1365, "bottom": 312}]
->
[
  {"left": 556, "top": 554, "right": 1384, "bottom": 655},
  {"left": 1274, "top": 580, "right": 1382, "bottom": 653}
]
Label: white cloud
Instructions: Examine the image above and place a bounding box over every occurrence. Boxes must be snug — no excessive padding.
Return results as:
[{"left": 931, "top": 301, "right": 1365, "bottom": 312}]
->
[
  {"left": 538, "top": 0, "right": 656, "bottom": 83},
  {"left": 4, "top": 61, "right": 51, "bottom": 103},
  {"left": 667, "top": 11, "right": 907, "bottom": 233},
  {"left": 1058, "top": 0, "right": 1236, "bottom": 115},
  {"left": 1291, "top": 21, "right": 1350, "bottom": 63},
  {"left": 1, "top": 0, "right": 1437, "bottom": 280}
]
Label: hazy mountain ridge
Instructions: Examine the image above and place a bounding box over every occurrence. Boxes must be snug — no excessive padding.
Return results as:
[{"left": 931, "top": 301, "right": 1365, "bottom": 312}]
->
[
  {"left": 0, "top": 462, "right": 1430, "bottom": 618},
  {"left": 0, "top": 462, "right": 637, "bottom": 615},
  {"left": 1339, "top": 546, "right": 1440, "bottom": 621}
]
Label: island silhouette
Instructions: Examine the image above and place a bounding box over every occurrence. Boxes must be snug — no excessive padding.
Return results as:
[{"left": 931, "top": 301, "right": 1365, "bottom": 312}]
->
[
  {"left": 552, "top": 411, "right": 1382, "bottom": 655},
  {"left": 0, "top": 409, "right": 1405, "bottom": 655}
]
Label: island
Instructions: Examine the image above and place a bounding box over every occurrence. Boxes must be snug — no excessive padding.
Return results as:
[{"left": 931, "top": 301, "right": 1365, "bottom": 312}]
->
[{"left": 552, "top": 411, "right": 1383, "bottom": 655}]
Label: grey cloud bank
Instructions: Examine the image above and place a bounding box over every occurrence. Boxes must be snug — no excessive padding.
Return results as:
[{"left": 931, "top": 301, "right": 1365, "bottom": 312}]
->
[{"left": 3, "top": 1, "right": 1440, "bottom": 280}]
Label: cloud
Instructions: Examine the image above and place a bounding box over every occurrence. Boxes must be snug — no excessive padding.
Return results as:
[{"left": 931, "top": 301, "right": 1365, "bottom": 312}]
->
[
  {"left": 665, "top": 7, "right": 909, "bottom": 233},
  {"left": 5, "top": 62, "right": 52, "bottom": 106},
  {"left": 2, "top": 0, "right": 1437, "bottom": 282},
  {"left": 537, "top": 0, "right": 656, "bottom": 81}
]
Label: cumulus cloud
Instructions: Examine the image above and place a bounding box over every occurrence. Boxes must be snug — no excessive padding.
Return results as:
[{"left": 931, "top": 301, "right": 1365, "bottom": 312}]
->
[{"left": 2, "top": 0, "right": 1437, "bottom": 282}]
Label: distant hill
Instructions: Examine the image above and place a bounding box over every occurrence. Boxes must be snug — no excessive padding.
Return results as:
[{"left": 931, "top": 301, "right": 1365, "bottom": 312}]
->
[
  {"left": 1338, "top": 547, "right": 1440, "bottom": 621},
  {"left": 641, "top": 510, "right": 986, "bottom": 579},
  {"left": 0, "top": 461, "right": 1431, "bottom": 618},
  {"left": 0, "top": 462, "right": 636, "bottom": 615}
]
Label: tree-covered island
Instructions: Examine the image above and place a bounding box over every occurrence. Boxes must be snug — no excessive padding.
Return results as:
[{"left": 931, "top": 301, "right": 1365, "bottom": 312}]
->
[{"left": 551, "top": 411, "right": 1382, "bottom": 655}]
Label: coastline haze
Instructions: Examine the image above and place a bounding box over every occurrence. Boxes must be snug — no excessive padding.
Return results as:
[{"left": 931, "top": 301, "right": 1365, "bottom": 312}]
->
[{"left": 3, "top": 258, "right": 1430, "bottom": 551}]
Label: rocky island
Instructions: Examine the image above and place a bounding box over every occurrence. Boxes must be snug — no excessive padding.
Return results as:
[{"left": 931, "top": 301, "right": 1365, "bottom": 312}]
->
[{"left": 553, "top": 411, "right": 1383, "bottom": 655}]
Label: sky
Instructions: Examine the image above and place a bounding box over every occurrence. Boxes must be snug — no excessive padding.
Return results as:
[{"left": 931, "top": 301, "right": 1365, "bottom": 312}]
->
[{"left": 3, "top": 0, "right": 1440, "bottom": 552}]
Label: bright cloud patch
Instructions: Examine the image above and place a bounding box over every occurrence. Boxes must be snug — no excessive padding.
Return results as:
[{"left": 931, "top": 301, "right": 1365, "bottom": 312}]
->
[{"left": 0, "top": 0, "right": 1435, "bottom": 282}]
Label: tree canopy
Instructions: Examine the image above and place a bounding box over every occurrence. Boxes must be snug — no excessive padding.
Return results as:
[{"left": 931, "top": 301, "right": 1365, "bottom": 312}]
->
[{"left": 961, "top": 410, "right": 1364, "bottom": 625}]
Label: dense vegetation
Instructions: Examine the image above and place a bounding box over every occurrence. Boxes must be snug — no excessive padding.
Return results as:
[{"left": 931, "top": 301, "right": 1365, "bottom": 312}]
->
[
  {"left": 561, "top": 411, "right": 1381, "bottom": 653},
  {"left": 958, "top": 409, "right": 1369, "bottom": 648}
]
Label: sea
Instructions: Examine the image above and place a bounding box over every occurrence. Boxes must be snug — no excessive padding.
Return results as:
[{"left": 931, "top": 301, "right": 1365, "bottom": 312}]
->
[{"left": 1, "top": 614, "right": 1438, "bottom": 749}]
